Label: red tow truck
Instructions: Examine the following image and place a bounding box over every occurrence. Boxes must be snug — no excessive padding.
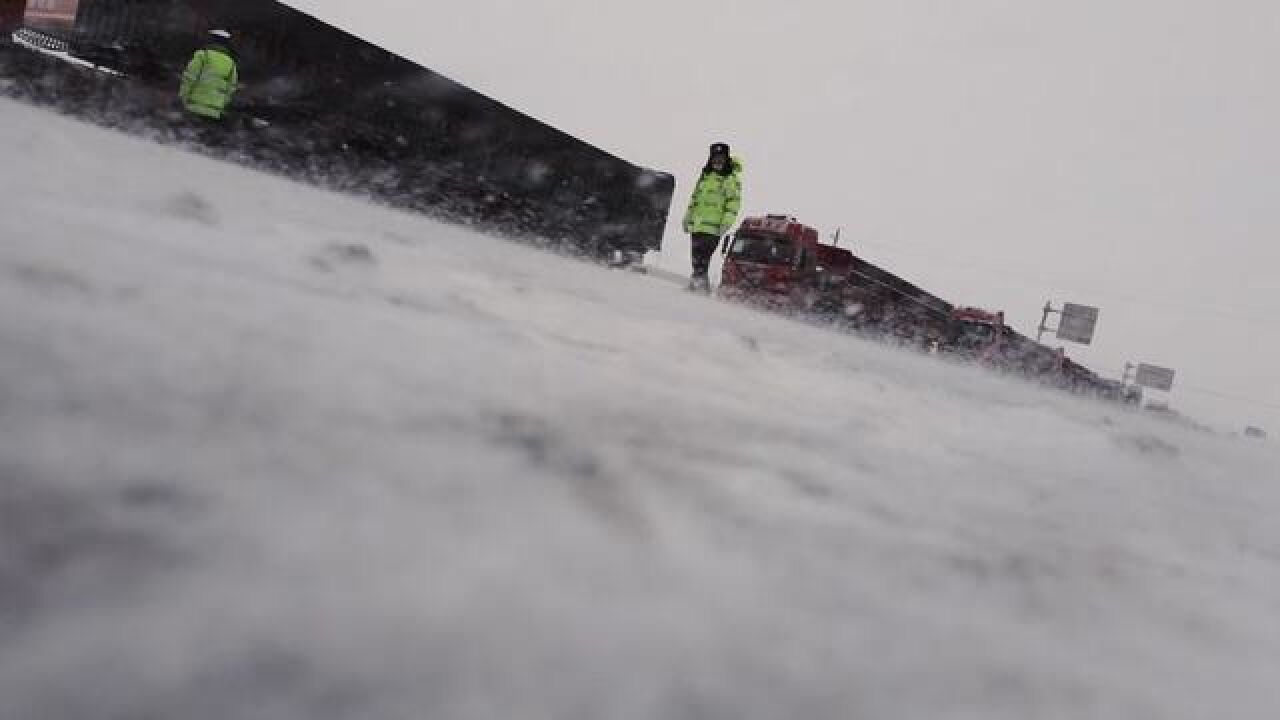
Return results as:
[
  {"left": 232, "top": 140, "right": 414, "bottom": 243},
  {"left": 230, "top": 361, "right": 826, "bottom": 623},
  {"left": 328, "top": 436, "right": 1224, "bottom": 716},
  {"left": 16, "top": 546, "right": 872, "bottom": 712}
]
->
[
  {"left": 717, "top": 214, "right": 844, "bottom": 312},
  {"left": 719, "top": 215, "right": 953, "bottom": 347}
]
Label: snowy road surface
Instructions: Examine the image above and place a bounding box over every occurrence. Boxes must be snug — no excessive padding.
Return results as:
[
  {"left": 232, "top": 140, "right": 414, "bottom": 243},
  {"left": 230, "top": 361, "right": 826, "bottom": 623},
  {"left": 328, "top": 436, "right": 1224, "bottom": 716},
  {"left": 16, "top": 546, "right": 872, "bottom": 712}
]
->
[{"left": 2, "top": 99, "right": 1279, "bottom": 719}]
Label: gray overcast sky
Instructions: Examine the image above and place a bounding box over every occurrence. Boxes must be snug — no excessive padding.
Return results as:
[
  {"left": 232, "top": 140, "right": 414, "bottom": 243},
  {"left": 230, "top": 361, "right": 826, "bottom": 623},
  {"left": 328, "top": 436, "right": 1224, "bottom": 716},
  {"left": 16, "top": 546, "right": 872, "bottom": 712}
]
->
[{"left": 293, "top": 0, "right": 1280, "bottom": 432}]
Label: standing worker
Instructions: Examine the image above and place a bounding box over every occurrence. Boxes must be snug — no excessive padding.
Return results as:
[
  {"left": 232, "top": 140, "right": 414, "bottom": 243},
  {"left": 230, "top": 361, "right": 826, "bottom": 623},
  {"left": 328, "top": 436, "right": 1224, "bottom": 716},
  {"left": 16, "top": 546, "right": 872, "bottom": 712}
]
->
[
  {"left": 682, "top": 142, "right": 743, "bottom": 293},
  {"left": 179, "top": 29, "right": 239, "bottom": 124}
]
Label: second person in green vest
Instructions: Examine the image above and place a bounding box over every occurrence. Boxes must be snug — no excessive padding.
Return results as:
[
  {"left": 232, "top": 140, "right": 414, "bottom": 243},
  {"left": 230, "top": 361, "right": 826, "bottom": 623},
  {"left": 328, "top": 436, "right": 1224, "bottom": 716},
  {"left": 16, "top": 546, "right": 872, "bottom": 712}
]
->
[
  {"left": 179, "top": 29, "right": 240, "bottom": 123},
  {"left": 682, "top": 142, "right": 743, "bottom": 293}
]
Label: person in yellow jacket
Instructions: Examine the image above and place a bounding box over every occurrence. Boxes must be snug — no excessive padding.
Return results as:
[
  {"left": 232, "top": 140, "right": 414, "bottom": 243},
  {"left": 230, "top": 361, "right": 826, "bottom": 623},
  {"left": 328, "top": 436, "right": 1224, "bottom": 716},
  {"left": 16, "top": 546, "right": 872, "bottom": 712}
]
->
[
  {"left": 179, "top": 29, "right": 239, "bottom": 122},
  {"left": 682, "top": 142, "right": 743, "bottom": 292}
]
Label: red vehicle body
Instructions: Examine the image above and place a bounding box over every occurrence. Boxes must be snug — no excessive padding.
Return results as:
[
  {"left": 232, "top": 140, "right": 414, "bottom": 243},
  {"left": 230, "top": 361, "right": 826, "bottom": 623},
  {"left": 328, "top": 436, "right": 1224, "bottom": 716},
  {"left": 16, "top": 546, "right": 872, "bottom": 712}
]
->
[
  {"left": 15, "top": 0, "right": 80, "bottom": 31},
  {"left": 1, "top": 0, "right": 27, "bottom": 31},
  {"left": 718, "top": 215, "right": 829, "bottom": 311}
]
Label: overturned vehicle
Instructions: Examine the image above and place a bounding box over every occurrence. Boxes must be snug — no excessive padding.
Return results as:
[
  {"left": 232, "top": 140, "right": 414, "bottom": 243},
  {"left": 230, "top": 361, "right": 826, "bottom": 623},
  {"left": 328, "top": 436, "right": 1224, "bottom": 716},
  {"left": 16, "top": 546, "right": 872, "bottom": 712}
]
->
[{"left": 1, "top": 0, "right": 675, "bottom": 262}]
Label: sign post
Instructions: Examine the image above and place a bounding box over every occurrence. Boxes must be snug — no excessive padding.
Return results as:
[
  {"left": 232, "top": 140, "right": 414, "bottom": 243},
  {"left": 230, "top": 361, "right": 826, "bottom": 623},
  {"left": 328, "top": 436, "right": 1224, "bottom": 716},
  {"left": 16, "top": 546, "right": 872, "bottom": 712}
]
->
[{"left": 1036, "top": 301, "right": 1100, "bottom": 345}]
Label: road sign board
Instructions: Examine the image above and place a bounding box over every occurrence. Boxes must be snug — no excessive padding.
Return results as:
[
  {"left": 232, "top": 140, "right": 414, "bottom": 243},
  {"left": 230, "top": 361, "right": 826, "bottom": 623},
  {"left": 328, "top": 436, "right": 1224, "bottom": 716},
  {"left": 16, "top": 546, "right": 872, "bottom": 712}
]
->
[
  {"left": 1057, "top": 303, "right": 1100, "bottom": 345},
  {"left": 1135, "top": 363, "right": 1175, "bottom": 391}
]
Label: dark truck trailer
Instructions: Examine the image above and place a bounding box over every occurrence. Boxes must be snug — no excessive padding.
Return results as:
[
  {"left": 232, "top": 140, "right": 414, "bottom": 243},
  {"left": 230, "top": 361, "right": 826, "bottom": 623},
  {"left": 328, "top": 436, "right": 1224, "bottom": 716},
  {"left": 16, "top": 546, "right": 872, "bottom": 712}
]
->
[
  {"left": 841, "top": 254, "right": 953, "bottom": 344},
  {"left": 4, "top": 0, "right": 674, "bottom": 260}
]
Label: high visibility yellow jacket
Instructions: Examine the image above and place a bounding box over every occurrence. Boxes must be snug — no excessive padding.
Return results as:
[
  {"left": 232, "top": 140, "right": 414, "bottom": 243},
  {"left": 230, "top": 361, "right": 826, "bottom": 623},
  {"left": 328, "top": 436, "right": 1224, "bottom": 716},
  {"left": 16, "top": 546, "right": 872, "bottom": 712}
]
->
[
  {"left": 682, "top": 157, "right": 743, "bottom": 236},
  {"left": 180, "top": 45, "right": 238, "bottom": 119}
]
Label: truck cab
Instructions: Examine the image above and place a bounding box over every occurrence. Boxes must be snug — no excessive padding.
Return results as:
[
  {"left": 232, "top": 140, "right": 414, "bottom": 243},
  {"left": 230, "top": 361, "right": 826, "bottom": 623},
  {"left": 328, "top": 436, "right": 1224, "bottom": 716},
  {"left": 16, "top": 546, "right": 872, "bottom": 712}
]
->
[
  {"left": 945, "top": 306, "right": 1007, "bottom": 361},
  {"left": 944, "top": 306, "right": 1033, "bottom": 369},
  {"left": 719, "top": 215, "right": 830, "bottom": 311},
  {"left": 946, "top": 306, "right": 1085, "bottom": 383}
]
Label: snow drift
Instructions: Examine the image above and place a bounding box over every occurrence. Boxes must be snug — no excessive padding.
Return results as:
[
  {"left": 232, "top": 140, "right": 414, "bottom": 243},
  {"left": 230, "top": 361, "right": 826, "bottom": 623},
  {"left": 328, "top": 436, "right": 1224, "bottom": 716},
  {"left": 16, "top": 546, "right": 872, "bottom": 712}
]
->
[{"left": 2, "top": 98, "right": 1279, "bottom": 720}]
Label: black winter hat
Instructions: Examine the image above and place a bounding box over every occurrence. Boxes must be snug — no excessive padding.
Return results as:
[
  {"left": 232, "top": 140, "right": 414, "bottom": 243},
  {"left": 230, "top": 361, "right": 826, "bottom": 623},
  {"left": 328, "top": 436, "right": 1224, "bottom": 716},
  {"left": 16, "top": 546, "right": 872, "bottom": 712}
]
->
[{"left": 709, "top": 142, "right": 730, "bottom": 157}]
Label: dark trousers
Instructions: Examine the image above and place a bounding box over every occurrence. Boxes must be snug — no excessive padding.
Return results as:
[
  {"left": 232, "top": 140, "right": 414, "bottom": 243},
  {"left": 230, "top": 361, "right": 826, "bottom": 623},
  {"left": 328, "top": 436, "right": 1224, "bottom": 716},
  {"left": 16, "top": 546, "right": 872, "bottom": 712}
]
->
[
  {"left": 172, "top": 110, "right": 228, "bottom": 148},
  {"left": 690, "top": 233, "right": 719, "bottom": 277}
]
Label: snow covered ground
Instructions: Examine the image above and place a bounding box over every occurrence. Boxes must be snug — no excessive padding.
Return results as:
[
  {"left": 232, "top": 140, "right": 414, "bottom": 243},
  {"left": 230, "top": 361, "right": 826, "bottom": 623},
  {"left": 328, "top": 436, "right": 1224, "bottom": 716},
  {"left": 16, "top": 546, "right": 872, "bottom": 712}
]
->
[{"left": 2, "top": 98, "right": 1279, "bottom": 720}]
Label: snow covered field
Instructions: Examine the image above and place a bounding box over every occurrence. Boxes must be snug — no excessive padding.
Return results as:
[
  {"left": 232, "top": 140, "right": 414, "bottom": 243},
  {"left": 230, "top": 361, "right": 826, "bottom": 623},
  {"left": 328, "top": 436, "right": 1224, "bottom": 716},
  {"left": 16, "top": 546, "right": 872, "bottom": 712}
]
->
[{"left": 2, "top": 98, "right": 1279, "bottom": 719}]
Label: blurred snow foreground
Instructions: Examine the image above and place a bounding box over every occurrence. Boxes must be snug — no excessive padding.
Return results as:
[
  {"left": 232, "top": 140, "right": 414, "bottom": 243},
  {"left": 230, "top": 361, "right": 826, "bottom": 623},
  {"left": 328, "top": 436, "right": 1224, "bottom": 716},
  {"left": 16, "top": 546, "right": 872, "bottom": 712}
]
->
[{"left": 2, "top": 98, "right": 1279, "bottom": 720}]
